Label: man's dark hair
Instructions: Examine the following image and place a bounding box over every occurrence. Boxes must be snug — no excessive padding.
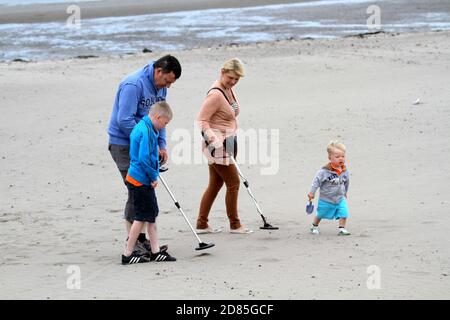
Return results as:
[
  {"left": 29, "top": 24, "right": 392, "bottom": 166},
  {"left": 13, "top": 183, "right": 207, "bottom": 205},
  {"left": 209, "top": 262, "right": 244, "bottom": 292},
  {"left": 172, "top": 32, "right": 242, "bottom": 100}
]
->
[{"left": 153, "top": 55, "right": 182, "bottom": 79}]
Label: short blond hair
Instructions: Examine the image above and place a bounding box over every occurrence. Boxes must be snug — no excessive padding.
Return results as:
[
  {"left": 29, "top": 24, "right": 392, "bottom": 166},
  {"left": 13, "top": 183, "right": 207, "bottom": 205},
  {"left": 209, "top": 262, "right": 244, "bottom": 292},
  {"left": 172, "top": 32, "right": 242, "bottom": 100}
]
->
[
  {"left": 149, "top": 101, "right": 173, "bottom": 120},
  {"left": 222, "top": 58, "right": 245, "bottom": 77},
  {"left": 327, "top": 141, "right": 346, "bottom": 155}
]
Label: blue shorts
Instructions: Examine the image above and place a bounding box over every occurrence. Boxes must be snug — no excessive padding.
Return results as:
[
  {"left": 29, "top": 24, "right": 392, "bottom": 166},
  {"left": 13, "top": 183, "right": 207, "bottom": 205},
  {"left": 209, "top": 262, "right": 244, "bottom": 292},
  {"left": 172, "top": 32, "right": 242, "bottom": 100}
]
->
[{"left": 317, "top": 198, "right": 349, "bottom": 220}]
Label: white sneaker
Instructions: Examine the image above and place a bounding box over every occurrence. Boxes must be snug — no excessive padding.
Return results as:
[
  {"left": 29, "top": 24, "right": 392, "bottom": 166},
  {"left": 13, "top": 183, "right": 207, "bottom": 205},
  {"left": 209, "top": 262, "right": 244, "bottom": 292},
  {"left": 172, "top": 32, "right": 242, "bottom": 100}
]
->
[
  {"left": 310, "top": 225, "right": 320, "bottom": 235},
  {"left": 338, "top": 228, "right": 351, "bottom": 236}
]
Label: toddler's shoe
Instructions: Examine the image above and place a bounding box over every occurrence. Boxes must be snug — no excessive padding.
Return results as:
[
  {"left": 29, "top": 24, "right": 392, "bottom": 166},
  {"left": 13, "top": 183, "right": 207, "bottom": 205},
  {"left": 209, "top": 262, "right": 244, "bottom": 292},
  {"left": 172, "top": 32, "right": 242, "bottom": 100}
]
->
[
  {"left": 338, "top": 227, "right": 351, "bottom": 236},
  {"left": 310, "top": 224, "right": 320, "bottom": 235}
]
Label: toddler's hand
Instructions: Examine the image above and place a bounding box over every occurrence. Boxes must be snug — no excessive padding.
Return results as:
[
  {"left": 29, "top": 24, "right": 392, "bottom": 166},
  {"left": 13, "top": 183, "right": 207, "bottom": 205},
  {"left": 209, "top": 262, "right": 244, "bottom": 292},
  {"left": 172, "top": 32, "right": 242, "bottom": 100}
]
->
[
  {"left": 151, "top": 181, "right": 158, "bottom": 188},
  {"left": 308, "top": 193, "right": 314, "bottom": 201}
]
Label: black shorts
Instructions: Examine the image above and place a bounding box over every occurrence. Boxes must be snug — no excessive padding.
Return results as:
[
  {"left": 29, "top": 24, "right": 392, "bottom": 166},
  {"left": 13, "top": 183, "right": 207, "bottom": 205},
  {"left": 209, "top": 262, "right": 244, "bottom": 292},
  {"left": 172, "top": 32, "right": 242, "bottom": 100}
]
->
[
  {"left": 127, "top": 182, "right": 159, "bottom": 223},
  {"left": 108, "top": 144, "right": 130, "bottom": 172}
]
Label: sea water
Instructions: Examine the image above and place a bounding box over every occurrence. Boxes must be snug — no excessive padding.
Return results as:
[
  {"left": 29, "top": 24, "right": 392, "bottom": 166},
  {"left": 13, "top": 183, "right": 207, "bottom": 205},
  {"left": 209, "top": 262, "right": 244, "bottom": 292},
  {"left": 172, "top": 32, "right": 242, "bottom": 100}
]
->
[{"left": 0, "top": 0, "right": 449, "bottom": 61}]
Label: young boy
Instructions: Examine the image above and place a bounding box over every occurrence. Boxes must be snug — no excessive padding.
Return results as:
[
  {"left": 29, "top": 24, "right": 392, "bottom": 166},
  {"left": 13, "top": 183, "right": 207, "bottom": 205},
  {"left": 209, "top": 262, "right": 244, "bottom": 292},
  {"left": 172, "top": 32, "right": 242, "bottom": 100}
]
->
[
  {"left": 308, "top": 141, "right": 350, "bottom": 236},
  {"left": 121, "top": 101, "right": 176, "bottom": 264}
]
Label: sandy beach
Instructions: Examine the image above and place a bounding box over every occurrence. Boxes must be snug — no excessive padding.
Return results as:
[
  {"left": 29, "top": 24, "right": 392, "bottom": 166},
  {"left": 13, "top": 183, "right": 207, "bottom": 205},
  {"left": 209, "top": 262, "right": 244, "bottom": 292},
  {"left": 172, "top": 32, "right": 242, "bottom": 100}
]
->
[{"left": 1, "top": 27, "right": 450, "bottom": 299}]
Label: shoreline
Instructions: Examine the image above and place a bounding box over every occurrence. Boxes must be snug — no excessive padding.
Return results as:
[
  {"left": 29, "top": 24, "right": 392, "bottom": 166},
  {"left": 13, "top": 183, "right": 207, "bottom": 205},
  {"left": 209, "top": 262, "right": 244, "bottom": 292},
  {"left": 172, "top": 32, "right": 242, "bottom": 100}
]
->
[
  {"left": 2, "top": 0, "right": 449, "bottom": 63},
  {"left": 0, "top": 0, "right": 311, "bottom": 24},
  {"left": 0, "top": 29, "right": 442, "bottom": 65}
]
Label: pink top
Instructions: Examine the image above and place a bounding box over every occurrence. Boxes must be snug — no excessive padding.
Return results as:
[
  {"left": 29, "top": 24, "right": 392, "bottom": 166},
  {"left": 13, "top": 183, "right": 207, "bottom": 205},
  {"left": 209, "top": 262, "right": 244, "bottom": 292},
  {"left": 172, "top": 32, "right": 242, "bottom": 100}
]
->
[{"left": 196, "top": 83, "right": 240, "bottom": 165}]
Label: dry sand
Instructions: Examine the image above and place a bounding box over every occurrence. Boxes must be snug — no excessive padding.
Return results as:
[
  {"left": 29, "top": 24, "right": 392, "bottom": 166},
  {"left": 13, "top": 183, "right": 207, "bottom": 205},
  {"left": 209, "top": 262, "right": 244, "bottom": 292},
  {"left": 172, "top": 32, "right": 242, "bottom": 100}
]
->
[{"left": 1, "top": 30, "right": 450, "bottom": 299}]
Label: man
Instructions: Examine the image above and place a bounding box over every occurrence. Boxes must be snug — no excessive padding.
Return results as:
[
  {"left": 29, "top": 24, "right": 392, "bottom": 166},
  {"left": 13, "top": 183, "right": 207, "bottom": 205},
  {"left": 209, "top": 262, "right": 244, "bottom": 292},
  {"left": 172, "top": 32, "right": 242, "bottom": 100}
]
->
[{"left": 108, "top": 54, "right": 181, "bottom": 255}]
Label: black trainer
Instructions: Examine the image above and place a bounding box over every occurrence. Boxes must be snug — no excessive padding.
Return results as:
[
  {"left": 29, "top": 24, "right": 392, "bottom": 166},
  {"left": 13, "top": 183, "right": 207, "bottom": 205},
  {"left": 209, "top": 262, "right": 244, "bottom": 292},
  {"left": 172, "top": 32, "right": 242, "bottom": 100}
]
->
[
  {"left": 138, "top": 240, "right": 169, "bottom": 258},
  {"left": 150, "top": 251, "right": 176, "bottom": 262},
  {"left": 122, "top": 251, "right": 150, "bottom": 265},
  {"left": 142, "top": 239, "right": 169, "bottom": 252}
]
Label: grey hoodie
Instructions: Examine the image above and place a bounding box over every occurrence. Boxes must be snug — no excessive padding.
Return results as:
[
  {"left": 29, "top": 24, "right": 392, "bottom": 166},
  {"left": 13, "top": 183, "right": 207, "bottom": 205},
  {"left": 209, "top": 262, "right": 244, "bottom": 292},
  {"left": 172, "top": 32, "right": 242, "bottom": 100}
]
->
[{"left": 310, "top": 164, "right": 349, "bottom": 204}]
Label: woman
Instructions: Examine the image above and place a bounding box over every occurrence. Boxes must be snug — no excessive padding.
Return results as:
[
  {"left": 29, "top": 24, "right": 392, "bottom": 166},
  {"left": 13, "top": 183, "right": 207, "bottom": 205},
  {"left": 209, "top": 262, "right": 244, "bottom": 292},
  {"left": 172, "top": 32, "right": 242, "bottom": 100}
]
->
[{"left": 196, "top": 58, "right": 253, "bottom": 234}]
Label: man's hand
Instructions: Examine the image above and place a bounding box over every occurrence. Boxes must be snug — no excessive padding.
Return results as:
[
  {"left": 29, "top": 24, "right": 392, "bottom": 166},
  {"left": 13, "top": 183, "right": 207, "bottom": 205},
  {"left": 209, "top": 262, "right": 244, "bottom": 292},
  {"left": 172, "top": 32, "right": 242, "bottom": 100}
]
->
[
  {"left": 308, "top": 192, "right": 314, "bottom": 201},
  {"left": 159, "top": 149, "right": 168, "bottom": 165},
  {"left": 151, "top": 181, "right": 158, "bottom": 188}
]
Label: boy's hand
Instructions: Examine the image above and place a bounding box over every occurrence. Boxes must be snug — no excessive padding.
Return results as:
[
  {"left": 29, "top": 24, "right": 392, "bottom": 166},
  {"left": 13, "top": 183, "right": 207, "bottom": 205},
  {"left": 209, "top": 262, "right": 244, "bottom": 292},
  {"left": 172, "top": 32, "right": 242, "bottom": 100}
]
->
[
  {"left": 151, "top": 181, "right": 158, "bottom": 188},
  {"left": 308, "top": 192, "right": 314, "bottom": 201}
]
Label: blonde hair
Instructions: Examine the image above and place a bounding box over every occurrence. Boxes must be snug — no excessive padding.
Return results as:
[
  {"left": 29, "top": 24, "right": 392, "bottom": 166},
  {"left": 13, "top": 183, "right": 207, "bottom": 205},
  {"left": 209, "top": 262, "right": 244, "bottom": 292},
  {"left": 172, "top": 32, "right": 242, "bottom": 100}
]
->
[
  {"left": 222, "top": 58, "right": 245, "bottom": 77},
  {"left": 149, "top": 101, "right": 173, "bottom": 120},
  {"left": 327, "top": 141, "right": 346, "bottom": 155}
]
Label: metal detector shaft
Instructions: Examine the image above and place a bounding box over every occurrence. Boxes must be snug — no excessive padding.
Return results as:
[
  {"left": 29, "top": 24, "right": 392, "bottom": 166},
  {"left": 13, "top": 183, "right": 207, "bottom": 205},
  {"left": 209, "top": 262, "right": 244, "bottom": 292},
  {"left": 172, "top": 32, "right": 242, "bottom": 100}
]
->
[
  {"left": 228, "top": 155, "right": 268, "bottom": 225},
  {"left": 158, "top": 175, "right": 203, "bottom": 244},
  {"left": 201, "top": 131, "right": 277, "bottom": 230}
]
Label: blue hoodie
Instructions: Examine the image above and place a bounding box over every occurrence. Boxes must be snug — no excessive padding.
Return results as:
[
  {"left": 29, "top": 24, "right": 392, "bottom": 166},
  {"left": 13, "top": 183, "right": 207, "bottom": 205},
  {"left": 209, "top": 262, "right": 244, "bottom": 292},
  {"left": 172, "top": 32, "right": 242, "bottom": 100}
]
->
[
  {"left": 127, "top": 116, "right": 160, "bottom": 185},
  {"left": 107, "top": 62, "right": 167, "bottom": 149}
]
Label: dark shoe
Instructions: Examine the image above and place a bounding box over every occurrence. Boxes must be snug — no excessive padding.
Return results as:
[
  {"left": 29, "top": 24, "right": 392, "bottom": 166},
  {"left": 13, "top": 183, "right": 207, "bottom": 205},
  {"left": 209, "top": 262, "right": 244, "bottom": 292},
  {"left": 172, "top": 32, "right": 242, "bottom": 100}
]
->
[
  {"left": 141, "top": 239, "right": 168, "bottom": 253},
  {"left": 135, "top": 240, "right": 168, "bottom": 257},
  {"left": 150, "top": 251, "right": 176, "bottom": 262},
  {"left": 121, "top": 251, "right": 150, "bottom": 265}
]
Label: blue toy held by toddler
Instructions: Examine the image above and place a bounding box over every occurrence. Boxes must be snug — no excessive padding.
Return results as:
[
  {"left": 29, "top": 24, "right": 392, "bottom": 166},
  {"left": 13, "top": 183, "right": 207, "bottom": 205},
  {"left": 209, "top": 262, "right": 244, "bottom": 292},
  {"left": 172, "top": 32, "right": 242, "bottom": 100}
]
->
[{"left": 306, "top": 201, "right": 314, "bottom": 214}]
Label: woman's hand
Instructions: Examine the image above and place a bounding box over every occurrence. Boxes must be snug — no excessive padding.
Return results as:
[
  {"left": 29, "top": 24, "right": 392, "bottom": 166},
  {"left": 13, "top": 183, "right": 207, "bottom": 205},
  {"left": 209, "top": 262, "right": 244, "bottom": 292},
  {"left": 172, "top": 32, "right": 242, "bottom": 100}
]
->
[
  {"left": 208, "top": 135, "right": 223, "bottom": 149},
  {"left": 308, "top": 192, "right": 314, "bottom": 201},
  {"left": 208, "top": 134, "right": 216, "bottom": 143}
]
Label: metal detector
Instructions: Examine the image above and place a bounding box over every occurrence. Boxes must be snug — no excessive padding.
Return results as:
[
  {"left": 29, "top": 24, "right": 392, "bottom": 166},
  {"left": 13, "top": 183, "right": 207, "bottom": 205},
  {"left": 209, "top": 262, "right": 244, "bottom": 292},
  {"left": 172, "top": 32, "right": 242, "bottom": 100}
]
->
[
  {"left": 228, "top": 155, "right": 279, "bottom": 230},
  {"left": 158, "top": 167, "right": 215, "bottom": 250}
]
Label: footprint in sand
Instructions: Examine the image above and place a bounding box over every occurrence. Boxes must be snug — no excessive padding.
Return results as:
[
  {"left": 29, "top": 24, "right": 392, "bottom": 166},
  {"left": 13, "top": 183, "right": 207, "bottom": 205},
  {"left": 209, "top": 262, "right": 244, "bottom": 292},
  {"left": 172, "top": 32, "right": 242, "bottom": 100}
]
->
[
  {"left": 256, "top": 257, "right": 281, "bottom": 263},
  {"left": 193, "top": 253, "right": 212, "bottom": 258},
  {"left": 257, "top": 237, "right": 280, "bottom": 241},
  {"left": 107, "top": 209, "right": 122, "bottom": 213},
  {"left": 246, "top": 246, "right": 269, "bottom": 251},
  {"left": 0, "top": 216, "right": 20, "bottom": 223},
  {"left": 159, "top": 237, "right": 174, "bottom": 241}
]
